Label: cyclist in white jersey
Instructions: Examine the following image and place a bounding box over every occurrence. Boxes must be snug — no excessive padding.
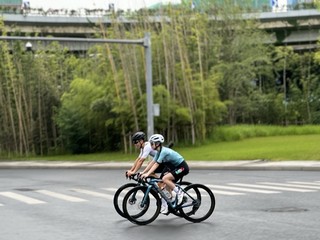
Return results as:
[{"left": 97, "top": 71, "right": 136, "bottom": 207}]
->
[
  {"left": 141, "top": 134, "right": 189, "bottom": 214},
  {"left": 126, "top": 131, "right": 159, "bottom": 177}
]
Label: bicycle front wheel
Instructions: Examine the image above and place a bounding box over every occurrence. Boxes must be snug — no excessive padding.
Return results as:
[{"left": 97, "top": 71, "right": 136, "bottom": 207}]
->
[
  {"left": 113, "top": 183, "right": 137, "bottom": 218},
  {"left": 122, "top": 186, "right": 161, "bottom": 225},
  {"left": 179, "top": 184, "right": 215, "bottom": 223}
]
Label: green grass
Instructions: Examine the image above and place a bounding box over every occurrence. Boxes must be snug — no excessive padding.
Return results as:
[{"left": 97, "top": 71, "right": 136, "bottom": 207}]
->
[
  {"left": 3, "top": 125, "right": 320, "bottom": 161},
  {"left": 8, "top": 134, "right": 320, "bottom": 161},
  {"left": 177, "top": 135, "right": 320, "bottom": 160},
  {"left": 210, "top": 125, "right": 320, "bottom": 142}
]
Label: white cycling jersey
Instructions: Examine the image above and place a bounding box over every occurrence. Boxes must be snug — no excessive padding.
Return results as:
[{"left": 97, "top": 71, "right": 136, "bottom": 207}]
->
[{"left": 138, "top": 141, "right": 157, "bottom": 159}]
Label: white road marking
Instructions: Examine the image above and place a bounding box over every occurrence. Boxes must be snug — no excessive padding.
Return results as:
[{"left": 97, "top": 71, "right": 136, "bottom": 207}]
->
[
  {"left": 102, "top": 188, "right": 119, "bottom": 192},
  {"left": 288, "top": 181, "right": 320, "bottom": 186},
  {"left": 257, "top": 182, "right": 316, "bottom": 192},
  {"left": 71, "top": 189, "right": 113, "bottom": 200},
  {"left": 206, "top": 184, "right": 280, "bottom": 194},
  {"left": 210, "top": 189, "right": 245, "bottom": 196},
  {"left": 35, "top": 190, "right": 87, "bottom": 202},
  {"left": 0, "top": 192, "right": 46, "bottom": 204},
  {"left": 277, "top": 183, "right": 320, "bottom": 190},
  {"left": 228, "top": 183, "right": 314, "bottom": 192}
]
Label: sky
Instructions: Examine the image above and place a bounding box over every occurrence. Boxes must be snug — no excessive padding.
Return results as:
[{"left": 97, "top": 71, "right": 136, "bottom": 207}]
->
[{"left": 27, "top": 0, "right": 182, "bottom": 11}]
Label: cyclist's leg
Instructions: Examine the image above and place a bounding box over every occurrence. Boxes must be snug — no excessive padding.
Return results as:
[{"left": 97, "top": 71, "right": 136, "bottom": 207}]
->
[
  {"left": 154, "top": 163, "right": 170, "bottom": 189},
  {"left": 163, "top": 161, "right": 189, "bottom": 189},
  {"left": 162, "top": 161, "right": 189, "bottom": 204}
]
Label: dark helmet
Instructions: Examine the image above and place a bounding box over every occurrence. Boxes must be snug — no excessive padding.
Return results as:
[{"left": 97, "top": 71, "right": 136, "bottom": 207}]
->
[{"left": 132, "top": 131, "right": 146, "bottom": 144}]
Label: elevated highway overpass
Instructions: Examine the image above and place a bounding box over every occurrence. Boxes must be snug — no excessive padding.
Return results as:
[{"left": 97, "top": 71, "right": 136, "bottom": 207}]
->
[{"left": 1, "top": 9, "right": 320, "bottom": 51}]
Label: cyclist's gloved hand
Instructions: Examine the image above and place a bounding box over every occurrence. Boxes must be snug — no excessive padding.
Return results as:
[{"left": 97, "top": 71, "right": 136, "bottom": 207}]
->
[
  {"left": 140, "top": 173, "right": 148, "bottom": 180},
  {"left": 126, "top": 170, "right": 134, "bottom": 178}
]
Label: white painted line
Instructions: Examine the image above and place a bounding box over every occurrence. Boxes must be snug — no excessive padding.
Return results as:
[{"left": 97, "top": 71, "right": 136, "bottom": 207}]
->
[
  {"left": 206, "top": 184, "right": 280, "bottom": 194},
  {"left": 257, "top": 182, "right": 316, "bottom": 192},
  {"left": 210, "top": 189, "right": 245, "bottom": 196},
  {"left": 35, "top": 190, "right": 87, "bottom": 202},
  {"left": 228, "top": 183, "right": 311, "bottom": 192},
  {"left": 278, "top": 183, "right": 320, "bottom": 190},
  {"left": 0, "top": 203, "right": 3, "bottom": 206},
  {"left": 71, "top": 189, "right": 113, "bottom": 200},
  {"left": 288, "top": 181, "right": 320, "bottom": 186},
  {"left": 0, "top": 192, "right": 46, "bottom": 204},
  {"left": 102, "top": 188, "right": 118, "bottom": 192}
]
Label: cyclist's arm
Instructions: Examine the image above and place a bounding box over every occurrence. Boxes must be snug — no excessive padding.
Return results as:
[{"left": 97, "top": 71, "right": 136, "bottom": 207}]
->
[
  {"left": 144, "top": 162, "right": 160, "bottom": 177},
  {"left": 141, "top": 160, "right": 156, "bottom": 174},
  {"left": 130, "top": 157, "right": 146, "bottom": 174}
]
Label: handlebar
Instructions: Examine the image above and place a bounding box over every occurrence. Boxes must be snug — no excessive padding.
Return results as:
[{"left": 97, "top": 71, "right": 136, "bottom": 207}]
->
[
  {"left": 140, "top": 176, "right": 162, "bottom": 184},
  {"left": 126, "top": 173, "right": 140, "bottom": 181},
  {"left": 126, "top": 172, "right": 162, "bottom": 184}
]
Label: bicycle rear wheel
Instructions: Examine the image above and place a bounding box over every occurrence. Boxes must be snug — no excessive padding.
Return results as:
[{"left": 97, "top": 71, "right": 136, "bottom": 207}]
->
[
  {"left": 122, "top": 186, "right": 161, "bottom": 225},
  {"left": 113, "top": 183, "right": 137, "bottom": 218},
  {"left": 179, "top": 183, "right": 215, "bottom": 223}
]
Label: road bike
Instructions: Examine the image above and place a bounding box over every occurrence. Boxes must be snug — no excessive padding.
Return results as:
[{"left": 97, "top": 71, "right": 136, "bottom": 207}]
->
[
  {"left": 113, "top": 173, "right": 191, "bottom": 219},
  {"left": 113, "top": 142, "right": 178, "bottom": 218},
  {"left": 122, "top": 177, "right": 215, "bottom": 225}
]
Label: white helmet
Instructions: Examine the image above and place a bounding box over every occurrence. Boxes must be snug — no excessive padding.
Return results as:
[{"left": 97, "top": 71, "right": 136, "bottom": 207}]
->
[{"left": 149, "top": 134, "right": 164, "bottom": 144}]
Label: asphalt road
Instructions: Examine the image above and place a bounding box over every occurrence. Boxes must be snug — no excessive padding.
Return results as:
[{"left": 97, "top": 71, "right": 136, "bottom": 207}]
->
[{"left": 1, "top": 169, "right": 320, "bottom": 240}]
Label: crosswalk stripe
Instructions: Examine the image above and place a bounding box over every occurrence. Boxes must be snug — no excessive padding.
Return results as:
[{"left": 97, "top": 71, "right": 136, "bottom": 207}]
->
[
  {"left": 70, "top": 189, "right": 113, "bottom": 200},
  {"left": 276, "top": 183, "right": 320, "bottom": 190},
  {"left": 35, "top": 190, "right": 87, "bottom": 202},
  {"left": 206, "top": 184, "right": 280, "bottom": 194},
  {"left": 102, "top": 188, "right": 118, "bottom": 192},
  {"left": 228, "top": 183, "right": 313, "bottom": 192},
  {"left": 258, "top": 182, "right": 317, "bottom": 192},
  {"left": 210, "top": 189, "right": 245, "bottom": 196},
  {"left": 288, "top": 181, "right": 320, "bottom": 186},
  {"left": 0, "top": 192, "right": 46, "bottom": 204}
]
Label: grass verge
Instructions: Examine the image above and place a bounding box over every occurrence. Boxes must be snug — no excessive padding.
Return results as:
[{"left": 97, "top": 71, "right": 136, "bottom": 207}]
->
[{"left": 2, "top": 125, "right": 320, "bottom": 161}]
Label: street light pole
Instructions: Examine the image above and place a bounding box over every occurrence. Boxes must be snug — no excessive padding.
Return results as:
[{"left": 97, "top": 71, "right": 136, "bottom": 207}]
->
[
  {"left": 0, "top": 33, "right": 154, "bottom": 138},
  {"left": 143, "top": 33, "right": 154, "bottom": 139}
]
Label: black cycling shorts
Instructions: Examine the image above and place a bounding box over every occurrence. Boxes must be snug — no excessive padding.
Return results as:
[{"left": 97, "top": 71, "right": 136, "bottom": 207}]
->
[{"left": 171, "top": 161, "right": 189, "bottom": 182}]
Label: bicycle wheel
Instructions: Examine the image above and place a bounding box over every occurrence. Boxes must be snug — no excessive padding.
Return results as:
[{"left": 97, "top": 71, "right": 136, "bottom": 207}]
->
[
  {"left": 122, "top": 186, "right": 161, "bottom": 225},
  {"left": 179, "top": 183, "right": 215, "bottom": 223},
  {"left": 113, "top": 183, "right": 137, "bottom": 218}
]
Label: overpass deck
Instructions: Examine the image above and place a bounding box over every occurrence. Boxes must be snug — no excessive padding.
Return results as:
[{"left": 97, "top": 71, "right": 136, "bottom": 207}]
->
[{"left": 1, "top": 9, "right": 320, "bottom": 50}]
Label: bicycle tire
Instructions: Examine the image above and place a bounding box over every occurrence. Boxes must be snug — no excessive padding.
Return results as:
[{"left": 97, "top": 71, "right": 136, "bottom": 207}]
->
[
  {"left": 113, "top": 183, "right": 138, "bottom": 218},
  {"left": 179, "top": 183, "right": 215, "bottom": 223},
  {"left": 122, "top": 186, "right": 161, "bottom": 225}
]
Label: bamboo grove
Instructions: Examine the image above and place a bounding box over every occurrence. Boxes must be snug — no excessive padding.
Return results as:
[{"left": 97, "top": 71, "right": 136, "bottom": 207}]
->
[{"left": 1, "top": 3, "right": 320, "bottom": 157}]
